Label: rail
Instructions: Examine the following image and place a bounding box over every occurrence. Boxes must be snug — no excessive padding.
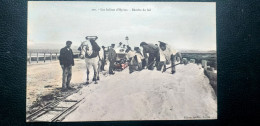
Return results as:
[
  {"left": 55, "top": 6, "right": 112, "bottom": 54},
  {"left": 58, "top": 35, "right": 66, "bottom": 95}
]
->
[
  {"left": 26, "top": 88, "right": 84, "bottom": 122},
  {"left": 27, "top": 52, "right": 80, "bottom": 64}
]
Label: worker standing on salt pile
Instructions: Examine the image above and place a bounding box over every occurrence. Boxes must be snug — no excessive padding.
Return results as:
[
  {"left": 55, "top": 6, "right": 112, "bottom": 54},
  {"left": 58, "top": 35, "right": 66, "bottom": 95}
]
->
[
  {"left": 126, "top": 46, "right": 138, "bottom": 73},
  {"left": 140, "top": 42, "right": 160, "bottom": 70},
  {"left": 134, "top": 47, "right": 144, "bottom": 70},
  {"left": 158, "top": 41, "right": 182, "bottom": 74},
  {"left": 157, "top": 44, "right": 167, "bottom": 72},
  {"left": 108, "top": 44, "right": 116, "bottom": 74},
  {"left": 59, "top": 41, "right": 74, "bottom": 91}
]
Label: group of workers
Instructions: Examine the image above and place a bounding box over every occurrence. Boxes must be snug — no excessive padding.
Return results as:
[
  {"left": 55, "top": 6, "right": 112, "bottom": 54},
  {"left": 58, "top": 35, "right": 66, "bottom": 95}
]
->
[
  {"left": 103, "top": 41, "right": 182, "bottom": 75},
  {"left": 58, "top": 39, "right": 182, "bottom": 91}
]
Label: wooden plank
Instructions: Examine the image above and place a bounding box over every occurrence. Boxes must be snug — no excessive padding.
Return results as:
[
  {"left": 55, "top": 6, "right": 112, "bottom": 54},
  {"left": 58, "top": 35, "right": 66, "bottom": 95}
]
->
[
  {"left": 37, "top": 52, "right": 39, "bottom": 63},
  {"left": 55, "top": 106, "right": 68, "bottom": 108},
  {"left": 64, "top": 100, "right": 78, "bottom": 102},
  {"left": 44, "top": 53, "right": 46, "bottom": 63},
  {"left": 50, "top": 53, "right": 52, "bottom": 62},
  {"left": 49, "top": 109, "right": 65, "bottom": 112}
]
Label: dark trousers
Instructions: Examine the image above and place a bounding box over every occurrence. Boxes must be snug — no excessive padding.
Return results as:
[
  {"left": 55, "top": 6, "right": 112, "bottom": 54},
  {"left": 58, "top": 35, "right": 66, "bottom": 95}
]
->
[
  {"left": 109, "top": 60, "right": 115, "bottom": 74},
  {"left": 171, "top": 54, "right": 176, "bottom": 73},
  {"left": 62, "top": 66, "right": 72, "bottom": 89},
  {"left": 129, "top": 65, "right": 138, "bottom": 73},
  {"left": 142, "top": 59, "right": 146, "bottom": 69},
  {"left": 129, "top": 58, "right": 139, "bottom": 73},
  {"left": 101, "top": 59, "right": 106, "bottom": 71},
  {"left": 138, "top": 62, "right": 142, "bottom": 71},
  {"left": 157, "top": 61, "right": 166, "bottom": 71},
  {"left": 147, "top": 53, "right": 160, "bottom": 70}
]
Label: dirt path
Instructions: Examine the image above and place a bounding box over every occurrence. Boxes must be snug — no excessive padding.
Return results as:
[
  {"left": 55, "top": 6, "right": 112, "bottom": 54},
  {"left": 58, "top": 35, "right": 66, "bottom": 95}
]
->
[{"left": 26, "top": 59, "right": 90, "bottom": 111}]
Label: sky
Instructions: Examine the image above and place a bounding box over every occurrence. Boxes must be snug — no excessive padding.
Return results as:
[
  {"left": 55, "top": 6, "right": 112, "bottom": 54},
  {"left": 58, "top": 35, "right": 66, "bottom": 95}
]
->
[{"left": 28, "top": 1, "right": 216, "bottom": 51}]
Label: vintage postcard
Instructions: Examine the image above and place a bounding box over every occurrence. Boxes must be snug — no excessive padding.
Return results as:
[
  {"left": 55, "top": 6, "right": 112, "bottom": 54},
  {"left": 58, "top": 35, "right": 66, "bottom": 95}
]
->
[{"left": 26, "top": 1, "right": 217, "bottom": 122}]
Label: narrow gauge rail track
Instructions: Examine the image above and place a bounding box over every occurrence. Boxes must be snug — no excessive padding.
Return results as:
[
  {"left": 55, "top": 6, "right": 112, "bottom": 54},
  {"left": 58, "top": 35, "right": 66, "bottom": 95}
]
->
[{"left": 26, "top": 88, "right": 85, "bottom": 122}]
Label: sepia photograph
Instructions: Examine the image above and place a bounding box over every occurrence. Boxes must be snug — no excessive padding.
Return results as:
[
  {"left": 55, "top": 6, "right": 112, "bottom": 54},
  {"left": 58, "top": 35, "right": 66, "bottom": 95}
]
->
[{"left": 26, "top": 1, "right": 217, "bottom": 122}]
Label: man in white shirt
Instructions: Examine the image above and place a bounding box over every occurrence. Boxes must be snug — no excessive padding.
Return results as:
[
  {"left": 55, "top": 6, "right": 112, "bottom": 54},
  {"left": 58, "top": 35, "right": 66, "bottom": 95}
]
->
[
  {"left": 126, "top": 46, "right": 138, "bottom": 73},
  {"left": 159, "top": 41, "right": 182, "bottom": 74},
  {"left": 134, "top": 47, "right": 144, "bottom": 70},
  {"left": 157, "top": 46, "right": 167, "bottom": 72}
]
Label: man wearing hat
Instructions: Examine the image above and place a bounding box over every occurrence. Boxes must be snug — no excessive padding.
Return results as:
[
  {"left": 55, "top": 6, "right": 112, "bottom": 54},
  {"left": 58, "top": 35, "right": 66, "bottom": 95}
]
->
[
  {"left": 134, "top": 47, "right": 144, "bottom": 70},
  {"left": 157, "top": 42, "right": 167, "bottom": 72},
  {"left": 126, "top": 46, "right": 137, "bottom": 73},
  {"left": 158, "top": 41, "right": 182, "bottom": 74},
  {"left": 108, "top": 44, "right": 117, "bottom": 74},
  {"left": 59, "top": 41, "right": 75, "bottom": 91},
  {"left": 140, "top": 42, "right": 160, "bottom": 70}
]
